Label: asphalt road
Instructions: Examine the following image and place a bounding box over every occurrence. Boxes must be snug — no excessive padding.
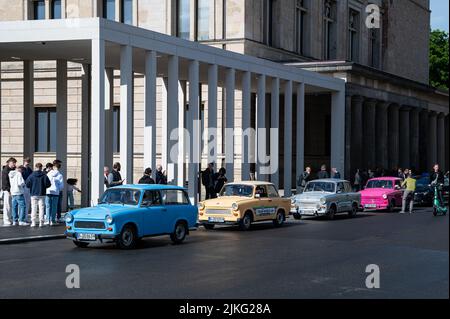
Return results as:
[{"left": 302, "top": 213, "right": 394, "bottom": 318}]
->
[{"left": 0, "top": 207, "right": 448, "bottom": 299}]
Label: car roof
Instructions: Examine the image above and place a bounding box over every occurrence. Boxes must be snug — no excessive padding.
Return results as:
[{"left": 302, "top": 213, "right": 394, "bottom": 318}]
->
[
  {"left": 111, "top": 184, "right": 187, "bottom": 191},
  {"left": 368, "top": 177, "right": 402, "bottom": 181},
  {"left": 226, "top": 181, "right": 274, "bottom": 186},
  {"left": 309, "top": 178, "right": 350, "bottom": 183}
]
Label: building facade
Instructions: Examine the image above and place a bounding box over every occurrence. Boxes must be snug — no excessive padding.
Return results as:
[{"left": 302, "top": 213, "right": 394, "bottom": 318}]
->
[{"left": 0, "top": 0, "right": 448, "bottom": 208}]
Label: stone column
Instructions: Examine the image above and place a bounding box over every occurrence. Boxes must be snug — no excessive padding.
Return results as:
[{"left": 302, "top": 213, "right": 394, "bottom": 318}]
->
[
  {"left": 165, "top": 55, "right": 179, "bottom": 184},
  {"left": 330, "top": 90, "right": 346, "bottom": 176},
  {"left": 428, "top": 111, "right": 438, "bottom": 169},
  {"left": 144, "top": 51, "right": 157, "bottom": 174},
  {"left": 399, "top": 107, "right": 411, "bottom": 169},
  {"left": 241, "top": 71, "right": 252, "bottom": 181},
  {"left": 409, "top": 108, "right": 420, "bottom": 172},
  {"left": 350, "top": 96, "right": 363, "bottom": 173},
  {"left": 90, "top": 39, "right": 106, "bottom": 203},
  {"left": 256, "top": 74, "right": 266, "bottom": 180},
  {"left": 344, "top": 95, "right": 352, "bottom": 179},
  {"left": 188, "top": 60, "right": 200, "bottom": 203},
  {"left": 296, "top": 83, "right": 305, "bottom": 193},
  {"left": 104, "top": 68, "right": 114, "bottom": 169},
  {"left": 363, "top": 99, "right": 377, "bottom": 169},
  {"left": 208, "top": 64, "right": 218, "bottom": 165},
  {"left": 437, "top": 113, "right": 446, "bottom": 169},
  {"left": 23, "top": 61, "right": 35, "bottom": 159},
  {"left": 56, "top": 60, "right": 68, "bottom": 212},
  {"left": 225, "top": 68, "right": 235, "bottom": 182},
  {"left": 284, "top": 80, "right": 293, "bottom": 196},
  {"left": 375, "top": 101, "right": 389, "bottom": 170},
  {"left": 81, "top": 64, "right": 90, "bottom": 207},
  {"left": 270, "top": 77, "right": 280, "bottom": 188},
  {"left": 388, "top": 104, "right": 400, "bottom": 170},
  {"left": 419, "top": 110, "right": 429, "bottom": 172}
]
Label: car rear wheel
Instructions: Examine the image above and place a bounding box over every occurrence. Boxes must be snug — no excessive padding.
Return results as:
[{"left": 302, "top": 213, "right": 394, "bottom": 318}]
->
[
  {"left": 203, "top": 223, "right": 215, "bottom": 230},
  {"left": 73, "top": 241, "right": 89, "bottom": 248},
  {"left": 327, "top": 206, "right": 336, "bottom": 220},
  {"left": 117, "top": 225, "right": 138, "bottom": 250},
  {"left": 171, "top": 222, "right": 188, "bottom": 244},
  {"left": 239, "top": 213, "right": 252, "bottom": 231},
  {"left": 273, "top": 211, "right": 285, "bottom": 227},
  {"left": 348, "top": 204, "right": 358, "bottom": 217}
]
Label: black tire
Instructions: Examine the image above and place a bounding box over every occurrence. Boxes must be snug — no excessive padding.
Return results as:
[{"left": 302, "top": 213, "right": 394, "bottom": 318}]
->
[
  {"left": 170, "top": 222, "right": 188, "bottom": 244},
  {"left": 73, "top": 241, "right": 89, "bottom": 248},
  {"left": 117, "top": 224, "right": 138, "bottom": 250},
  {"left": 203, "top": 223, "right": 215, "bottom": 230},
  {"left": 348, "top": 203, "right": 358, "bottom": 217},
  {"left": 239, "top": 213, "right": 253, "bottom": 231},
  {"left": 293, "top": 213, "right": 302, "bottom": 220},
  {"left": 328, "top": 205, "right": 336, "bottom": 220},
  {"left": 273, "top": 211, "right": 285, "bottom": 227},
  {"left": 387, "top": 199, "right": 396, "bottom": 212},
  {"left": 433, "top": 207, "right": 438, "bottom": 216}
]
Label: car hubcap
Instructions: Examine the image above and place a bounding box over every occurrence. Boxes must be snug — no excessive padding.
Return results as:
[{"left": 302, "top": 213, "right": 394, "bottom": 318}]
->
[
  {"left": 176, "top": 225, "right": 185, "bottom": 239},
  {"left": 278, "top": 214, "right": 283, "bottom": 223},
  {"left": 122, "top": 230, "right": 133, "bottom": 246},
  {"left": 244, "top": 217, "right": 251, "bottom": 227}
]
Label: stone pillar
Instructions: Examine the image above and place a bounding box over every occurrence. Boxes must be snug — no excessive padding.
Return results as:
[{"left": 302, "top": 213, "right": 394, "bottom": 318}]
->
[
  {"left": 388, "top": 104, "right": 400, "bottom": 170},
  {"left": 120, "top": 45, "right": 134, "bottom": 184},
  {"left": 165, "top": 55, "right": 179, "bottom": 184},
  {"left": 23, "top": 61, "right": 35, "bottom": 159},
  {"left": 270, "top": 77, "right": 280, "bottom": 188},
  {"left": 241, "top": 71, "right": 252, "bottom": 181},
  {"left": 344, "top": 95, "right": 352, "bottom": 179},
  {"left": 409, "top": 108, "right": 420, "bottom": 172},
  {"left": 296, "top": 83, "right": 305, "bottom": 193},
  {"left": 350, "top": 96, "right": 363, "bottom": 173},
  {"left": 375, "top": 101, "right": 389, "bottom": 171},
  {"left": 56, "top": 60, "right": 68, "bottom": 212},
  {"left": 90, "top": 39, "right": 106, "bottom": 203},
  {"left": 331, "top": 90, "right": 346, "bottom": 176},
  {"left": 225, "top": 68, "right": 235, "bottom": 182},
  {"left": 283, "top": 80, "right": 293, "bottom": 196},
  {"left": 419, "top": 110, "right": 429, "bottom": 172},
  {"left": 399, "top": 107, "right": 411, "bottom": 169},
  {"left": 363, "top": 99, "right": 377, "bottom": 169},
  {"left": 256, "top": 74, "right": 266, "bottom": 180},
  {"left": 144, "top": 51, "right": 157, "bottom": 174},
  {"left": 81, "top": 64, "right": 90, "bottom": 207},
  {"left": 437, "top": 113, "right": 446, "bottom": 169},
  {"left": 104, "top": 68, "right": 114, "bottom": 169},
  {"left": 207, "top": 64, "right": 218, "bottom": 165},
  {"left": 188, "top": 60, "right": 200, "bottom": 203},
  {"left": 428, "top": 111, "right": 438, "bottom": 169}
]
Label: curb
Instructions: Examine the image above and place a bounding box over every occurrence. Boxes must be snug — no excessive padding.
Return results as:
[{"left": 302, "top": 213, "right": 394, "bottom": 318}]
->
[{"left": 0, "top": 234, "right": 66, "bottom": 245}]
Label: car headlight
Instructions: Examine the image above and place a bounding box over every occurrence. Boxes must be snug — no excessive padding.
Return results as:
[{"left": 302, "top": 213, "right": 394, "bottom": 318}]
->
[
  {"left": 320, "top": 198, "right": 326, "bottom": 205},
  {"left": 382, "top": 194, "right": 388, "bottom": 200},
  {"left": 198, "top": 202, "right": 205, "bottom": 210},
  {"left": 65, "top": 213, "right": 73, "bottom": 223},
  {"left": 105, "top": 215, "right": 113, "bottom": 225},
  {"left": 232, "top": 203, "right": 239, "bottom": 211}
]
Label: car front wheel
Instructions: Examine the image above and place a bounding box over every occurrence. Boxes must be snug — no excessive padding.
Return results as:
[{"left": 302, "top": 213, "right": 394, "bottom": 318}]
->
[
  {"left": 273, "top": 211, "right": 285, "bottom": 227},
  {"left": 239, "top": 213, "right": 252, "bottom": 231},
  {"left": 117, "top": 225, "right": 138, "bottom": 250},
  {"left": 171, "top": 222, "right": 188, "bottom": 244},
  {"left": 348, "top": 204, "right": 358, "bottom": 217},
  {"left": 327, "top": 206, "right": 336, "bottom": 220}
]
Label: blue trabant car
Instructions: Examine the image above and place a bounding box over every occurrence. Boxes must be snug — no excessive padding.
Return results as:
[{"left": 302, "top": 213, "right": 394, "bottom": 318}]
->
[{"left": 65, "top": 185, "right": 198, "bottom": 249}]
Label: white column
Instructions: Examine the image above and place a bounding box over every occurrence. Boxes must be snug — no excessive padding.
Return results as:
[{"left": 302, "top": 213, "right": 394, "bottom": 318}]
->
[
  {"left": 225, "top": 68, "right": 235, "bottom": 181},
  {"left": 296, "top": 83, "right": 305, "bottom": 193},
  {"left": 90, "top": 39, "right": 106, "bottom": 204},
  {"left": 241, "top": 71, "right": 252, "bottom": 181},
  {"left": 284, "top": 80, "right": 293, "bottom": 196},
  {"left": 23, "top": 60, "right": 34, "bottom": 159},
  {"left": 270, "top": 77, "right": 280, "bottom": 188},
  {"left": 120, "top": 45, "right": 133, "bottom": 184},
  {"left": 144, "top": 51, "right": 157, "bottom": 174},
  {"left": 81, "top": 64, "right": 90, "bottom": 207},
  {"left": 56, "top": 60, "right": 68, "bottom": 211},
  {"left": 256, "top": 74, "right": 266, "bottom": 180},
  {"left": 166, "top": 55, "right": 179, "bottom": 184},
  {"left": 104, "top": 68, "right": 114, "bottom": 169},
  {"left": 207, "top": 64, "right": 218, "bottom": 165},
  {"left": 44, "top": 0, "right": 50, "bottom": 19},
  {"left": 331, "top": 90, "right": 346, "bottom": 176},
  {"left": 177, "top": 81, "right": 186, "bottom": 187},
  {"left": 188, "top": 60, "right": 200, "bottom": 203}
]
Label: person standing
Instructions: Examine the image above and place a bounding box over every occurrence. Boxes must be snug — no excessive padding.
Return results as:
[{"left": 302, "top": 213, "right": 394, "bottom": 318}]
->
[
  {"left": 25, "top": 163, "right": 51, "bottom": 227},
  {"left": 66, "top": 178, "right": 81, "bottom": 211},
  {"left": 317, "top": 165, "right": 329, "bottom": 179},
  {"left": 138, "top": 168, "right": 155, "bottom": 184},
  {"left": 202, "top": 163, "right": 216, "bottom": 200},
  {"left": 104, "top": 166, "right": 111, "bottom": 189},
  {"left": 53, "top": 160, "right": 65, "bottom": 223},
  {"left": 46, "top": 162, "right": 64, "bottom": 226},
  {"left": 398, "top": 168, "right": 405, "bottom": 181},
  {"left": 155, "top": 165, "right": 167, "bottom": 185},
  {"left": 214, "top": 168, "right": 228, "bottom": 195},
  {"left": 22, "top": 157, "right": 33, "bottom": 219},
  {"left": 297, "top": 167, "right": 313, "bottom": 193},
  {"left": 353, "top": 169, "right": 362, "bottom": 192},
  {"left": 331, "top": 168, "right": 341, "bottom": 179},
  {"left": 9, "top": 165, "right": 28, "bottom": 226},
  {"left": 430, "top": 164, "right": 445, "bottom": 185},
  {"left": 400, "top": 171, "right": 416, "bottom": 214},
  {"left": 108, "top": 162, "right": 125, "bottom": 188},
  {"left": 1, "top": 158, "right": 17, "bottom": 226}
]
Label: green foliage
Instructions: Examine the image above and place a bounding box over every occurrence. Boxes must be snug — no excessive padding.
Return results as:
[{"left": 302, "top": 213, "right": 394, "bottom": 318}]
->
[{"left": 429, "top": 29, "right": 449, "bottom": 90}]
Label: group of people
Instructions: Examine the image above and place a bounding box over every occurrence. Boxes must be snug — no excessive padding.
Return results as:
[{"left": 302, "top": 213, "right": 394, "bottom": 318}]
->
[
  {"left": 1, "top": 157, "right": 81, "bottom": 227},
  {"left": 202, "top": 163, "right": 228, "bottom": 199},
  {"left": 297, "top": 165, "right": 341, "bottom": 192},
  {"left": 103, "top": 163, "right": 169, "bottom": 189}
]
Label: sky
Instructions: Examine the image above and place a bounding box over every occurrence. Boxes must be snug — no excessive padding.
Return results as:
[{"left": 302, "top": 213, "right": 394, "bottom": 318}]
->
[{"left": 430, "top": 0, "right": 449, "bottom": 32}]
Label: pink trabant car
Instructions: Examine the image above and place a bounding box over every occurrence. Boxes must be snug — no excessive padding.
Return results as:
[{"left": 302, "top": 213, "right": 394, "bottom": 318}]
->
[{"left": 359, "top": 177, "right": 403, "bottom": 211}]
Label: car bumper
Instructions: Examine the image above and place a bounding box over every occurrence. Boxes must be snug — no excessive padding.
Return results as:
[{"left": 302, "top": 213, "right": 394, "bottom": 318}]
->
[
  {"left": 361, "top": 202, "right": 389, "bottom": 210},
  {"left": 65, "top": 231, "right": 118, "bottom": 242},
  {"left": 292, "top": 207, "right": 327, "bottom": 216}
]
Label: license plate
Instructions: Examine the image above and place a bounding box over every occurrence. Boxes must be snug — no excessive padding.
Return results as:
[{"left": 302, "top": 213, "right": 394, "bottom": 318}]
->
[
  {"left": 300, "top": 210, "right": 315, "bottom": 215},
  {"left": 77, "top": 233, "right": 96, "bottom": 241},
  {"left": 365, "top": 204, "right": 377, "bottom": 208},
  {"left": 208, "top": 217, "right": 225, "bottom": 223}
]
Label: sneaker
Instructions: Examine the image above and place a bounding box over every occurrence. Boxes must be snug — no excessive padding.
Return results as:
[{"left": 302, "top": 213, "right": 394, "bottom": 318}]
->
[
  {"left": 50, "top": 221, "right": 56, "bottom": 226},
  {"left": 39, "top": 222, "right": 44, "bottom": 227},
  {"left": 19, "top": 222, "right": 30, "bottom": 226},
  {"left": 30, "top": 223, "right": 37, "bottom": 227},
  {"left": 2, "top": 222, "right": 12, "bottom": 227},
  {"left": 399, "top": 211, "right": 405, "bottom": 214},
  {"left": 12, "top": 221, "right": 18, "bottom": 226},
  {"left": 44, "top": 221, "right": 50, "bottom": 226}
]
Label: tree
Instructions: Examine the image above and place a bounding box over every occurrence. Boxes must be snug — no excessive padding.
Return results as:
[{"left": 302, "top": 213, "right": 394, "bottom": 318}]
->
[{"left": 429, "top": 29, "right": 449, "bottom": 90}]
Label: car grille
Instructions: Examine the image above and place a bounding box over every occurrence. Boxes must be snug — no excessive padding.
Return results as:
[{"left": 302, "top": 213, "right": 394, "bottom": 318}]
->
[
  {"left": 298, "top": 202, "right": 318, "bottom": 210},
  {"left": 74, "top": 221, "right": 106, "bottom": 229},
  {"left": 205, "top": 209, "right": 232, "bottom": 215}
]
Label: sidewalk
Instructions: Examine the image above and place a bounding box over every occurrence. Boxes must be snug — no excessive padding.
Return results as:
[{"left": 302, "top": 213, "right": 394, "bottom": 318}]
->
[{"left": 0, "top": 213, "right": 66, "bottom": 244}]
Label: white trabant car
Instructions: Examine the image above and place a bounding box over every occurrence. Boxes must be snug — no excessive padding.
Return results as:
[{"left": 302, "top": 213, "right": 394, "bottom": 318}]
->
[{"left": 291, "top": 179, "right": 361, "bottom": 220}]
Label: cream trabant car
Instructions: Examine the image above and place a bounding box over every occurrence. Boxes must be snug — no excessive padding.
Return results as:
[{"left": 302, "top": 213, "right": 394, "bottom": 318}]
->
[{"left": 198, "top": 181, "right": 291, "bottom": 230}]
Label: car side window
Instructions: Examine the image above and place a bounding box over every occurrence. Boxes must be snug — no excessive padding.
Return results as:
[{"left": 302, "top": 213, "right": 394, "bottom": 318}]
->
[
  {"left": 255, "top": 186, "right": 268, "bottom": 198},
  {"left": 267, "top": 185, "right": 279, "bottom": 198},
  {"left": 141, "top": 190, "right": 162, "bottom": 207},
  {"left": 395, "top": 181, "right": 402, "bottom": 189},
  {"left": 161, "top": 190, "right": 190, "bottom": 205},
  {"left": 344, "top": 182, "right": 352, "bottom": 193}
]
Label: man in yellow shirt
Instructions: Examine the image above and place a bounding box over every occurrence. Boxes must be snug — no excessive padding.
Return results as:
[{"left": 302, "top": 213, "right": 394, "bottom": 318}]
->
[{"left": 400, "top": 171, "right": 417, "bottom": 214}]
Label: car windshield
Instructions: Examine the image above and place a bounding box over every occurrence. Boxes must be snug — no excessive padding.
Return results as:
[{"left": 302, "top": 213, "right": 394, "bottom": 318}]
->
[
  {"left": 99, "top": 189, "right": 141, "bottom": 206},
  {"left": 304, "top": 182, "right": 335, "bottom": 193},
  {"left": 220, "top": 184, "right": 254, "bottom": 197},
  {"left": 366, "top": 180, "right": 394, "bottom": 189}
]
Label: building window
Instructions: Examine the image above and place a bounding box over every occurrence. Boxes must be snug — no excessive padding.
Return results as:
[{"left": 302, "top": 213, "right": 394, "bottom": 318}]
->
[
  {"left": 177, "top": 0, "right": 190, "bottom": 39},
  {"left": 103, "top": 0, "right": 116, "bottom": 20},
  {"left": 112, "top": 106, "right": 120, "bottom": 153},
  {"left": 121, "top": 0, "right": 133, "bottom": 24},
  {"left": 263, "top": 0, "right": 274, "bottom": 45},
  {"left": 348, "top": 9, "right": 360, "bottom": 62},
  {"left": 369, "top": 28, "right": 381, "bottom": 68},
  {"left": 323, "top": 0, "right": 336, "bottom": 60},
  {"left": 33, "top": 0, "right": 46, "bottom": 20},
  {"left": 51, "top": 0, "right": 62, "bottom": 19},
  {"left": 35, "top": 108, "right": 57, "bottom": 153},
  {"left": 197, "top": 0, "right": 210, "bottom": 41},
  {"left": 295, "top": 0, "right": 308, "bottom": 54}
]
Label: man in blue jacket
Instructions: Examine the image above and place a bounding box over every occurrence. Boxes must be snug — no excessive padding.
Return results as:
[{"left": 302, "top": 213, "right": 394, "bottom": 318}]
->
[{"left": 26, "top": 163, "right": 51, "bottom": 227}]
